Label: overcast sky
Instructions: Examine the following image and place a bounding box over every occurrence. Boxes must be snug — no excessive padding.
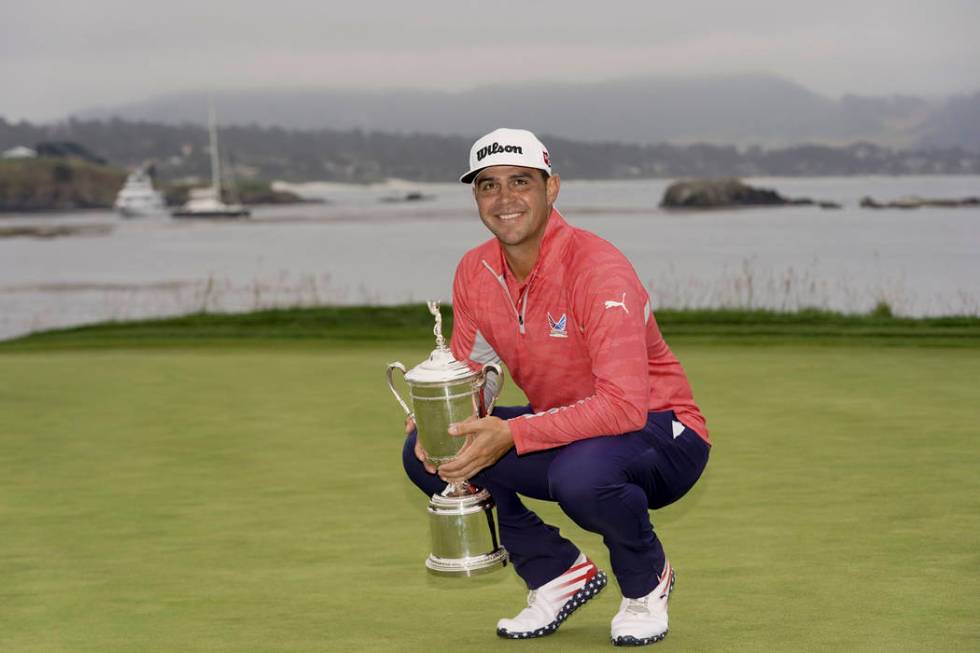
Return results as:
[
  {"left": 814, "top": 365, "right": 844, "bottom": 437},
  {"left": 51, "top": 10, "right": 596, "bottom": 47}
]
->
[{"left": 2, "top": 0, "right": 978, "bottom": 122}]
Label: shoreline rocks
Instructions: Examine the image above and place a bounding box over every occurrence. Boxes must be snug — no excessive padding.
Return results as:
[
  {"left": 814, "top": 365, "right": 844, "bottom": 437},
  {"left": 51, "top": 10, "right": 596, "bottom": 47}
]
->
[{"left": 660, "top": 177, "right": 840, "bottom": 209}]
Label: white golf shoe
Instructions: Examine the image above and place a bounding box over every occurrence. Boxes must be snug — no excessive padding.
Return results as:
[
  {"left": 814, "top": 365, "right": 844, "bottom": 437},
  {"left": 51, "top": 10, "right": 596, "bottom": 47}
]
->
[
  {"left": 496, "top": 553, "right": 608, "bottom": 639},
  {"left": 610, "top": 559, "right": 675, "bottom": 646}
]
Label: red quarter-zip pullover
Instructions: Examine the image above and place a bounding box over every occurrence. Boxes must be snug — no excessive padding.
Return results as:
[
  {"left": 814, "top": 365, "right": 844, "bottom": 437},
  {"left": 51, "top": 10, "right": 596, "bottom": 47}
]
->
[{"left": 451, "top": 210, "right": 709, "bottom": 454}]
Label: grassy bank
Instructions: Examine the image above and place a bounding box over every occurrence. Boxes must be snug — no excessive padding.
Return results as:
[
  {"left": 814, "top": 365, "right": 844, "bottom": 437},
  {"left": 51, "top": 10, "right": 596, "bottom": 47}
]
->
[{"left": 3, "top": 305, "right": 980, "bottom": 351}]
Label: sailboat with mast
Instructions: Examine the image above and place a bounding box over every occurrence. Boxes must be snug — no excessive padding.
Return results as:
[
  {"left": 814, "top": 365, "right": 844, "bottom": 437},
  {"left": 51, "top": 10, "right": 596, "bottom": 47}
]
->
[{"left": 172, "top": 101, "right": 250, "bottom": 218}]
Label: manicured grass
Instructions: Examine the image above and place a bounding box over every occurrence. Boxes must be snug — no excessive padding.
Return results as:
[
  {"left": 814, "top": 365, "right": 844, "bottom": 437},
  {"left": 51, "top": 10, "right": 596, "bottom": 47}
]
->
[{"left": 2, "top": 333, "right": 978, "bottom": 651}]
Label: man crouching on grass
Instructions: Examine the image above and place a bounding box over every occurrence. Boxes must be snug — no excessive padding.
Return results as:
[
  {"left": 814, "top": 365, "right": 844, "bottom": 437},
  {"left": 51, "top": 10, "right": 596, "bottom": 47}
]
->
[{"left": 402, "top": 128, "right": 710, "bottom": 646}]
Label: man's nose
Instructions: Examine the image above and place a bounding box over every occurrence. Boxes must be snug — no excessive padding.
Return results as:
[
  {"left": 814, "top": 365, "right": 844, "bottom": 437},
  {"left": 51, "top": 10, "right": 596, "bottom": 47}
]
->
[{"left": 498, "top": 183, "right": 518, "bottom": 201}]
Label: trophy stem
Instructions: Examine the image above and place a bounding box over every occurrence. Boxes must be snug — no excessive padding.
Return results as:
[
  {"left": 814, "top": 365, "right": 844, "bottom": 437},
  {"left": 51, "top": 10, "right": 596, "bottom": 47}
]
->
[{"left": 442, "top": 479, "right": 473, "bottom": 497}]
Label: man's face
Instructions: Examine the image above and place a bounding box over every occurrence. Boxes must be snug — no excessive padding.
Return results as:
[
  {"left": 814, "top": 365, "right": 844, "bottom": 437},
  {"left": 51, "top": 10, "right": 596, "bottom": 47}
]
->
[{"left": 472, "top": 166, "right": 560, "bottom": 249}]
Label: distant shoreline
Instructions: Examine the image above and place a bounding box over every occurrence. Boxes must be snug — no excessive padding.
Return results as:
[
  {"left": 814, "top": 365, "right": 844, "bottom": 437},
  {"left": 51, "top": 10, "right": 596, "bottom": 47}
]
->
[{"left": 4, "top": 165, "right": 980, "bottom": 217}]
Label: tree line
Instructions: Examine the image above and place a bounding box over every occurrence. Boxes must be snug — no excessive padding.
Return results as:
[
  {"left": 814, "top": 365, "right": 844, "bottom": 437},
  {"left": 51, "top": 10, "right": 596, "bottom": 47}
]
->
[{"left": 2, "top": 117, "right": 978, "bottom": 184}]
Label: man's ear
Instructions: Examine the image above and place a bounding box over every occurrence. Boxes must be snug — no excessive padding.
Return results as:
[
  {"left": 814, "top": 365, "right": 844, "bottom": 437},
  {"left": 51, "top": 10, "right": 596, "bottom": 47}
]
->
[{"left": 546, "top": 174, "right": 561, "bottom": 205}]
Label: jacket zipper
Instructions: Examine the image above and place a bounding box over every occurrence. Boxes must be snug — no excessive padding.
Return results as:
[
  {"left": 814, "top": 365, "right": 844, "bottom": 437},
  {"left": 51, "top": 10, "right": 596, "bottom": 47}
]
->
[{"left": 482, "top": 259, "right": 532, "bottom": 335}]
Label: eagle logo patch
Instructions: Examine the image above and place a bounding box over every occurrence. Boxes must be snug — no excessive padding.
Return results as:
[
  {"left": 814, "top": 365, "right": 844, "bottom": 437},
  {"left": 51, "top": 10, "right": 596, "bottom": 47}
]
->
[{"left": 547, "top": 312, "right": 568, "bottom": 338}]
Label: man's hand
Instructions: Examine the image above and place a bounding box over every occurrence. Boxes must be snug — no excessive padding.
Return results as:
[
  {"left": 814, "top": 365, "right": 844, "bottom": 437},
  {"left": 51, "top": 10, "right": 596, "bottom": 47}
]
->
[
  {"left": 406, "top": 416, "right": 437, "bottom": 474},
  {"left": 437, "top": 415, "right": 514, "bottom": 483}
]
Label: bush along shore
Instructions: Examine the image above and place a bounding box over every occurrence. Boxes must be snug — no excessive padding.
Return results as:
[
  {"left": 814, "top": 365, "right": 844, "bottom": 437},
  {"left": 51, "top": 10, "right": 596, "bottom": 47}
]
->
[{"left": 2, "top": 305, "right": 978, "bottom": 351}]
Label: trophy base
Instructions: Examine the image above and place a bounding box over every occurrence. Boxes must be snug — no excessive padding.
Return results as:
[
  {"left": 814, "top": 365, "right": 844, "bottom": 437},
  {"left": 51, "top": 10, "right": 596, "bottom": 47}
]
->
[
  {"left": 425, "top": 549, "right": 509, "bottom": 577},
  {"left": 426, "top": 487, "right": 508, "bottom": 578}
]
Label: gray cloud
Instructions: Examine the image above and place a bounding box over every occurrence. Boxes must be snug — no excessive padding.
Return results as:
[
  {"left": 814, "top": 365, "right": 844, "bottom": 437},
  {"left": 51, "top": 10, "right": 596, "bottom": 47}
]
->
[{"left": 2, "top": 0, "right": 978, "bottom": 121}]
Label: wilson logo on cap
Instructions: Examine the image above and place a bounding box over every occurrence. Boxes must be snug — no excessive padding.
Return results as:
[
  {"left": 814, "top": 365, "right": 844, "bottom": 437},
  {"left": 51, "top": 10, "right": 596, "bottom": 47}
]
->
[
  {"left": 476, "top": 142, "right": 524, "bottom": 162},
  {"left": 460, "top": 128, "right": 552, "bottom": 183}
]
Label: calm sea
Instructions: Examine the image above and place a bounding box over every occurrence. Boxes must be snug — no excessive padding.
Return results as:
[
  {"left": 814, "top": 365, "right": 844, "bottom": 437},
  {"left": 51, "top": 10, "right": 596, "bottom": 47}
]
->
[{"left": 1, "top": 175, "right": 978, "bottom": 340}]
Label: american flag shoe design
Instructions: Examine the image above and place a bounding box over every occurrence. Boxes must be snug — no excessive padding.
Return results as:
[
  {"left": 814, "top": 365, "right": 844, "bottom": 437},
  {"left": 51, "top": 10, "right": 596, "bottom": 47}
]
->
[{"left": 496, "top": 554, "right": 608, "bottom": 639}]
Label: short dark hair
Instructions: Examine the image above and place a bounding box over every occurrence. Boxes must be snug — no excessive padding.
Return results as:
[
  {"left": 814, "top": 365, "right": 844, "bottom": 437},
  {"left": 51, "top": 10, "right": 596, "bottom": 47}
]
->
[{"left": 472, "top": 168, "right": 551, "bottom": 186}]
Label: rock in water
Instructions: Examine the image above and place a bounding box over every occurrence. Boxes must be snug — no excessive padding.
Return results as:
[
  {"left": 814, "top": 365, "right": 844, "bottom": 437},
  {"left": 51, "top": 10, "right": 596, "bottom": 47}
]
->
[{"left": 660, "top": 177, "right": 812, "bottom": 208}]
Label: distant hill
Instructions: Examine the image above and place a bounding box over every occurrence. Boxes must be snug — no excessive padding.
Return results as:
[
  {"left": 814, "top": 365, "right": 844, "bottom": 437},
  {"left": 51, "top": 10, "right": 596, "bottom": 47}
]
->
[
  {"left": 917, "top": 91, "right": 980, "bottom": 149},
  {"left": 71, "top": 74, "right": 980, "bottom": 150}
]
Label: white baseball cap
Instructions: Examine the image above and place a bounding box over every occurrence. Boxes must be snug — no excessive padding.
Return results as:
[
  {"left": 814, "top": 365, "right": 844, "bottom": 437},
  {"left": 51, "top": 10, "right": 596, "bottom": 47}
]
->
[{"left": 459, "top": 128, "right": 552, "bottom": 184}]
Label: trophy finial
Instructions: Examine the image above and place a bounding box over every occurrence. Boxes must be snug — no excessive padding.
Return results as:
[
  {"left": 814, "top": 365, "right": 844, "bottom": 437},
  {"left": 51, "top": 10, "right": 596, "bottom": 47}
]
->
[{"left": 427, "top": 300, "right": 447, "bottom": 350}]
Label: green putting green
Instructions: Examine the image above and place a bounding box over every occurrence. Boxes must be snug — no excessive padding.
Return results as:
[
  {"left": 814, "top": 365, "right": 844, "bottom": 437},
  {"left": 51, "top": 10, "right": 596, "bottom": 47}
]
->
[{"left": 1, "top": 314, "right": 978, "bottom": 651}]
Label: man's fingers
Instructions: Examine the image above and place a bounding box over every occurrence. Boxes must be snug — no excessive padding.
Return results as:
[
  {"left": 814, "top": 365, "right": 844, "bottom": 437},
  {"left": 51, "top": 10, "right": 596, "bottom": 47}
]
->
[
  {"left": 404, "top": 416, "right": 416, "bottom": 435},
  {"left": 441, "top": 462, "right": 477, "bottom": 483},
  {"left": 438, "top": 448, "right": 486, "bottom": 482},
  {"left": 414, "top": 439, "right": 437, "bottom": 473},
  {"left": 448, "top": 415, "right": 482, "bottom": 437},
  {"left": 436, "top": 456, "right": 466, "bottom": 478}
]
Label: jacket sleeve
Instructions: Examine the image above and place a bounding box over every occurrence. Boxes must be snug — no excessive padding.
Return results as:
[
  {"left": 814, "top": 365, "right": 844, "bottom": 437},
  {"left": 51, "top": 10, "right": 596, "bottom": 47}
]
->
[
  {"left": 449, "top": 260, "right": 503, "bottom": 406},
  {"left": 506, "top": 264, "right": 650, "bottom": 454}
]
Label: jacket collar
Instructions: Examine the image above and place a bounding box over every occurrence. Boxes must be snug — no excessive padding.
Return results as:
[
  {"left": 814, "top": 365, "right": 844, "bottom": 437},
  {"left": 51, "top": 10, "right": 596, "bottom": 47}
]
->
[{"left": 487, "top": 208, "right": 571, "bottom": 283}]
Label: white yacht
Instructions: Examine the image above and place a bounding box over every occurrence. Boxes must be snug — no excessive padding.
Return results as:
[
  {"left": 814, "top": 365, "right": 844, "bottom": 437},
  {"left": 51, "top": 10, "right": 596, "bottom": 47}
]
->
[
  {"left": 172, "top": 102, "right": 250, "bottom": 218},
  {"left": 114, "top": 167, "right": 166, "bottom": 217}
]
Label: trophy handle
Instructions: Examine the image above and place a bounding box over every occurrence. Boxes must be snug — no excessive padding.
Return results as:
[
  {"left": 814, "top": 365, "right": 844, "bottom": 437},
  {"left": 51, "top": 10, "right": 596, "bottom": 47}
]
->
[
  {"left": 386, "top": 362, "right": 413, "bottom": 418},
  {"left": 478, "top": 363, "right": 504, "bottom": 417}
]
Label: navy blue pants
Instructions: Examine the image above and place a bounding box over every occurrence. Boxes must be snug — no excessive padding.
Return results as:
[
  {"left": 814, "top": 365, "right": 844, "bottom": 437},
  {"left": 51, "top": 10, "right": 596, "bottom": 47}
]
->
[{"left": 402, "top": 405, "right": 710, "bottom": 599}]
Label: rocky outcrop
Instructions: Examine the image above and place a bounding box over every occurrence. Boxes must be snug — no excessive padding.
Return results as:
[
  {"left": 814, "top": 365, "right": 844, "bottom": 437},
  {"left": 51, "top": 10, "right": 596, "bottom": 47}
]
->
[
  {"left": 660, "top": 177, "right": 831, "bottom": 209},
  {"left": 859, "top": 196, "right": 980, "bottom": 209}
]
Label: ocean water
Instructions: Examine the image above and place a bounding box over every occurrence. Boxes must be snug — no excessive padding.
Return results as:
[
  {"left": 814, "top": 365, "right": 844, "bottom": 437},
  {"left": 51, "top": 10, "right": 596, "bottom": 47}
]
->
[{"left": 0, "top": 175, "right": 978, "bottom": 340}]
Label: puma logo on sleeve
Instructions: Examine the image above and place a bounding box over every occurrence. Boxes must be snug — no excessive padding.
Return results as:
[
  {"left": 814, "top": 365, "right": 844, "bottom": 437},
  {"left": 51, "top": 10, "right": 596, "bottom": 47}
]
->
[{"left": 604, "top": 293, "right": 629, "bottom": 314}]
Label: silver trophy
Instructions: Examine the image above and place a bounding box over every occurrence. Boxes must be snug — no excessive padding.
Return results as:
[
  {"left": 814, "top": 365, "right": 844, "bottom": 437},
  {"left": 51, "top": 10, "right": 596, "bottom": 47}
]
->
[{"left": 387, "top": 301, "right": 508, "bottom": 576}]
